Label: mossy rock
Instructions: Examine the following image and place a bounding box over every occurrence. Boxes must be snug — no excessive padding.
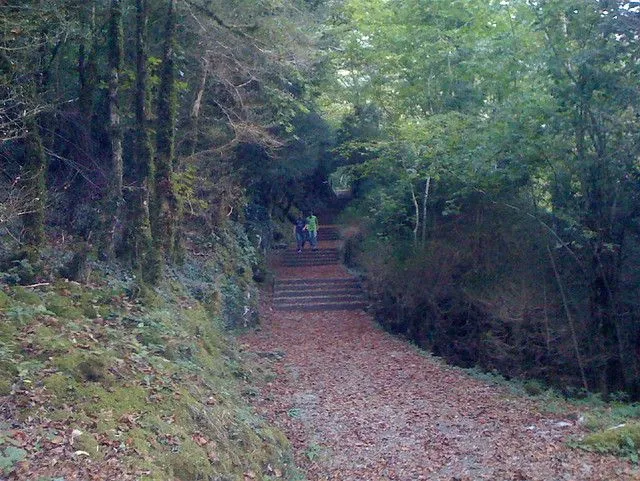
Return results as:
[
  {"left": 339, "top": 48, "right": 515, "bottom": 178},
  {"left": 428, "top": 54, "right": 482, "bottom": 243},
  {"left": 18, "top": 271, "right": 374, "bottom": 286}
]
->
[
  {"left": 80, "top": 302, "right": 99, "bottom": 319},
  {"left": 72, "top": 290, "right": 99, "bottom": 319},
  {"left": 126, "top": 427, "right": 153, "bottom": 456},
  {"left": 53, "top": 352, "right": 112, "bottom": 385},
  {"left": 523, "top": 379, "right": 546, "bottom": 396},
  {"left": 33, "top": 325, "right": 73, "bottom": 358},
  {"left": 3, "top": 304, "right": 50, "bottom": 326},
  {"left": 204, "top": 289, "right": 222, "bottom": 317},
  {"left": 77, "top": 358, "right": 107, "bottom": 382},
  {"left": 83, "top": 384, "right": 148, "bottom": 417},
  {"left": 0, "top": 322, "right": 18, "bottom": 344},
  {"left": 59, "top": 243, "right": 91, "bottom": 282}
]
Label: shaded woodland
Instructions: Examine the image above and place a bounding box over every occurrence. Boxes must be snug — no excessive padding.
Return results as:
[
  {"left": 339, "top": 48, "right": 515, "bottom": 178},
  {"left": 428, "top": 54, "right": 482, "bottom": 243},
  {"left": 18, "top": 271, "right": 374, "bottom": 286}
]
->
[
  {"left": 2, "top": 0, "right": 640, "bottom": 408},
  {"left": 326, "top": 0, "right": 640, "bottom": 399},
  {"left": 1, "top": 0, "right": 333, "bottom": 281}
]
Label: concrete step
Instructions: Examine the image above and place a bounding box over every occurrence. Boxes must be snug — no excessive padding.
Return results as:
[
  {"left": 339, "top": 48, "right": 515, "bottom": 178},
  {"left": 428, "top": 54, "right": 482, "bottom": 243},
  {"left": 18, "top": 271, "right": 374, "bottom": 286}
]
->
[
  {"left": 274, "top": 285, "right": 362, "bottom": 296},
  {"left": 275, "top": 297, "right": 365, "bottom": 306},
  {"left": 283, "top": 252, "right": 339, "bottom": 259},
  {"left": 276, "top": 277, "right": 358, "bottom": 283},
  {"left": 318, "top": 233, "right": 340, "bottom": 241},
  {"left": 273, "top": 289, "right": 364, "bottom": 302},
  {"left": 284, "top": 248, "right": 339, "bottom": 254},
  {"left": 274, "top": 301, "right": 367, "bottom": 311},
  {"left": 317, "top": 227, "right": 340, "bottom": 238},
  {"left": 276, "top": 278, "right": 360, "bottom": 289},
  {"left": 275, "top": 291, "right": 364, "bottom": 300},
  {"left": 282, "top": 257, "right": 340, "bottom": 264},
  {"left": 282, "top": 257, "right": 340, "bottom": 262},
  {"left": 282, "top": 260, "right": 340, "bottom": 266}
]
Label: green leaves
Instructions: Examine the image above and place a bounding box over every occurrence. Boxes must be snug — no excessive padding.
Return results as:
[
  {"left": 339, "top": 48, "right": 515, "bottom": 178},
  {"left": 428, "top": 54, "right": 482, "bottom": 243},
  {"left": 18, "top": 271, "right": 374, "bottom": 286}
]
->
[{"left": 0, "top": 445, "right": 27, "bottom": 476}]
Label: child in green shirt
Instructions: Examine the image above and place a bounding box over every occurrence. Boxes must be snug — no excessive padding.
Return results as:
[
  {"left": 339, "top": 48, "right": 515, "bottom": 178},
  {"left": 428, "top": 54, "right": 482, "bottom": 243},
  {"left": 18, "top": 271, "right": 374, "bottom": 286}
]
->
[{"left": 306, "top": 212, "right": 318, "bottom": 250}]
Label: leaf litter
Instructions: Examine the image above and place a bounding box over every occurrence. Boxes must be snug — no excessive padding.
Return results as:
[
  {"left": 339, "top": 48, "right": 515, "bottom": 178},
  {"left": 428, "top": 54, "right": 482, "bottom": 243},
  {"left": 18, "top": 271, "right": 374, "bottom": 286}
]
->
[{"left": 242, "top": 263, "right": 638, "bottom": 481}]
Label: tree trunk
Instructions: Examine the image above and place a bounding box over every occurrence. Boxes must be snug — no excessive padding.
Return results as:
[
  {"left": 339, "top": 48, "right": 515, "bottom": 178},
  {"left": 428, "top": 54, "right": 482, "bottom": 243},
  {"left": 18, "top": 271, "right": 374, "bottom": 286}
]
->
[
  {"left": 190, "top": 56, "right": 209, "bottom": 156},
  {"left": 153, "top": 0, "right": 180, "bottom": 261},
  {"left": 78, "top": 3, "right": 97, "bottom": 124},
  {"left": 105, "top": 0, "right": 124, "bottom": 257},
  {"left": 410, "top": 183, "right": 419, "bottom": 247},
  {"left": 590, "top": 244, "right": 625, "bottom": 395},
  {"left": 124, "top": 0, "right": 159, "bottom": 282},
  {"left": 546, "top": 243, "right": 589, "bottom": 391},
  {"left": 421, "top": 176, "right": 431, "bottom": 247},
  {"left": 69, "top": 2, "right": 98, "bottom": 233},
  {"left": 576, "top": 84, "right": 625, "bottom": 395},
  {"left": 21, "top": 119, "right": 47, "bottom": 261}
]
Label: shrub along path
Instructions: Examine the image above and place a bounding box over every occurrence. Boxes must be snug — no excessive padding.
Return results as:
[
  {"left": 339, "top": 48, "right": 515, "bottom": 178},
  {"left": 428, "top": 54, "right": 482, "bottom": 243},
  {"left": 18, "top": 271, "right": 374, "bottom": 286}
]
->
[{"left": 241, "top": 224, "right": 636, "bottom": 481}]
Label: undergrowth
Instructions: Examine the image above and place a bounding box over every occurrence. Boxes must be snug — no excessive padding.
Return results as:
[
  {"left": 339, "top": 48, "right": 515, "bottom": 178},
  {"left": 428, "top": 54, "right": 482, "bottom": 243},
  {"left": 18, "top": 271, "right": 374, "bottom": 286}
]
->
[
  {"left": 0, "top": 244, "right": 297, "bottom": 480},
  {"left": 461, "top": 365, "right": 640, "bottom": 462}
]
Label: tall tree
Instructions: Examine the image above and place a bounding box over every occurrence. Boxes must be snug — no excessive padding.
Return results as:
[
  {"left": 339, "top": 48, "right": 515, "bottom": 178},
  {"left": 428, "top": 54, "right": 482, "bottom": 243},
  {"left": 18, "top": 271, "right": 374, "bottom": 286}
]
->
[
  {"left": 153, "top": 0, "right": 179, "bottom": 261},
  {"left": 122, "top": 0, "right": 158, "bottom": 281},
  {"left": 535, "top": 0, "right": 640, "bottom": 393},
  {"left": 20, "top": 119, "right": 47, "bottom": 260},
  {"left": 78, "top": 2, "right": 97, "bottom": 124},
  {"left": 105, "top": 0, "right": 124, "bottom": 256},
  {"left": 322, "top": 0, "right": 640, "bottom": 397}
]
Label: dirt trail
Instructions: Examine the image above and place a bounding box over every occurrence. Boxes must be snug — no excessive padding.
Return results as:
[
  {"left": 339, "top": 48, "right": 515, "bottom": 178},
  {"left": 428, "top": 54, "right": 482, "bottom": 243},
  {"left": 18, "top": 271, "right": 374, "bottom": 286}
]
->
[{"left": 241, "top": 230, "right": 637, "bottom": 481}]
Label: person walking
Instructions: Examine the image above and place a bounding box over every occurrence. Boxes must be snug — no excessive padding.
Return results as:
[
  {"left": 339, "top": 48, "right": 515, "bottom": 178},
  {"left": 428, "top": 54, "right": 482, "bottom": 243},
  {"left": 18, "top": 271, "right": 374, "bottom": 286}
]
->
[
  {"left": 294, "top": 215, "right": 308, "bottom": 253},
  {"left": 306, "top": 211, "right": 318, "bottom": 250}
]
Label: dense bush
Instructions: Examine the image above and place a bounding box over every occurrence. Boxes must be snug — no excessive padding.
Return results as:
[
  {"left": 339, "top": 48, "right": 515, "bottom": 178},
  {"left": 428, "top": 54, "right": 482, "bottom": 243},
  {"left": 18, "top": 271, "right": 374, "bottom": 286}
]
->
[{"left": 344, "top": 196, "right": 640, "bottom": 399}]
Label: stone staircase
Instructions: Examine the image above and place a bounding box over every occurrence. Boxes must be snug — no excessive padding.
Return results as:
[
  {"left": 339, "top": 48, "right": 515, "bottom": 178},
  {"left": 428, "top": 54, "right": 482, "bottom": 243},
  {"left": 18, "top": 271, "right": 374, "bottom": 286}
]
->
[
  {"left": 282, "top": 248, "right": 339, "bottom": 267},
  {"left": 273, "top": 278, "right": 367, "bottom": 311},
  {"left": 273, "top": 221, "right": 367, "bottom": 311},
  {"left": 317, "top": 226, "right": 340, "bottom": 241}
]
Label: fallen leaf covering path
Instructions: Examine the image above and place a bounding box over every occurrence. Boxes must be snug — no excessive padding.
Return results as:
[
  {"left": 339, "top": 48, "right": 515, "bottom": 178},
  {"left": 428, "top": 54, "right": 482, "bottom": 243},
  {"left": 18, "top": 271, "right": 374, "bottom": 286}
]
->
[{"left": 241, "top": 232, "right": 638, "bottom": 481}]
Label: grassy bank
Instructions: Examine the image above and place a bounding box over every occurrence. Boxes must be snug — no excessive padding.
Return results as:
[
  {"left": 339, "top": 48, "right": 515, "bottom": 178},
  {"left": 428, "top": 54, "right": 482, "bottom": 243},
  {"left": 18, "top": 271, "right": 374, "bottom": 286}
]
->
[{"left": 0, "top": 238, "right": 296, "bottom": 480}]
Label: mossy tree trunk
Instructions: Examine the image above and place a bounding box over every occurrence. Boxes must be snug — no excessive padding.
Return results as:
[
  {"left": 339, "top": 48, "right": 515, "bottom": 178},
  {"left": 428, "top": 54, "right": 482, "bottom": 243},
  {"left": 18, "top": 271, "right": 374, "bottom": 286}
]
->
[
  {"left": 153, "top": 0, "right": 180, "bottom": 262},
  {"left": 69, "top": 2, "right": 98, "bottom": 234},
  {"left": 2, "top": 29, "right": 47, "bottom": 261},
  {"left": 122, "top": 0, "right": 159, "bottom": 282},
  {"left": 105, "top": 0, "right": 124, "bottom": 257},
  {"left": 21, "top": 119, "right": 47, "bottom": 262},
  {"left": 78, "top": 2, "right": 97, "bottom": 125}
]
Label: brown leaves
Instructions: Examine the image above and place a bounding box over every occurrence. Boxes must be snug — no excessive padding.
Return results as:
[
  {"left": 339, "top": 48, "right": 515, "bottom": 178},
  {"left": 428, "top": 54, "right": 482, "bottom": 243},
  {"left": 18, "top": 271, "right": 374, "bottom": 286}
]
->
[
  {"left": 241, "top": 265, "right": 637, "bottom": 481},
  {"left": 192, "top": 433, "right": 209, "bottom": 447}
]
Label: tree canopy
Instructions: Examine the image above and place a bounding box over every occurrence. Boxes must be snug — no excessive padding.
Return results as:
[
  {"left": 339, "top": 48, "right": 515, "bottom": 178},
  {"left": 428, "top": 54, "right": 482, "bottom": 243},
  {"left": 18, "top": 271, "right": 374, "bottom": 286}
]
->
[{"left": 2, "top": 0, "right": 640, "bottom": 399}]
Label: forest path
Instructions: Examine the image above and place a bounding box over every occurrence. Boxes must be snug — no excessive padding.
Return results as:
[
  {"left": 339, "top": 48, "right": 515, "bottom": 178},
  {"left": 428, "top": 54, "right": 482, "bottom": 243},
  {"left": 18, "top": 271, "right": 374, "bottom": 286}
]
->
[{"left": 241, "top": 224, "right": 635, "bottom": 481}]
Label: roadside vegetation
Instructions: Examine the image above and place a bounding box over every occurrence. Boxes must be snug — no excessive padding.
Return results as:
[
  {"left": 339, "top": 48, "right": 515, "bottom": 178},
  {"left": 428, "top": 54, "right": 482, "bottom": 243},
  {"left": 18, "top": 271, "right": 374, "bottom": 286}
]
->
[
  {"left": 0, "top": 227, "right": 300, "bottom": 480},
  {"left": 2, "top": 0, "right": 640, "bottom": 476}
]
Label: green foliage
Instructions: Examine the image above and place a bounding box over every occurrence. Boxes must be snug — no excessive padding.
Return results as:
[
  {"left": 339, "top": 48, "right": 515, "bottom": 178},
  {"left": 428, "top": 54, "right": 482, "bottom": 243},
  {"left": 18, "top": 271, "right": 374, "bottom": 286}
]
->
[
  {"left": 5, "top": 304, "right": 50, "bottom": 325},
  {"left": 0, "top": 290, "right": 10, "bottom": 308},
  {"left": 304, "top": 443, "right": 326, "bottom": 462},
  {"left": 579, "top": 424, "right": 640, "bottom": 462},
  {"left": 1, "top": 259, "right": 37, "bottom": 286},
  {"left": 0, "top": 243, "right": 296, "bottom": 478},
  {"left": 579, "top": 403, "right": 640, "bottom": 433},
  {"left": 0, "top": 445, "right": 27, "bottom": 476},
  {"left": 44, "top": 293, "right": 84, "bottom": 320},
  {"left": 287, "top": 408, "right": 302, "bottom": 418},
  {"left": 10, "top": 286, "right": 41, "bottom": 305},
  {"left": 323, "top": 0, "right": 640, "bottom": 399}
]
